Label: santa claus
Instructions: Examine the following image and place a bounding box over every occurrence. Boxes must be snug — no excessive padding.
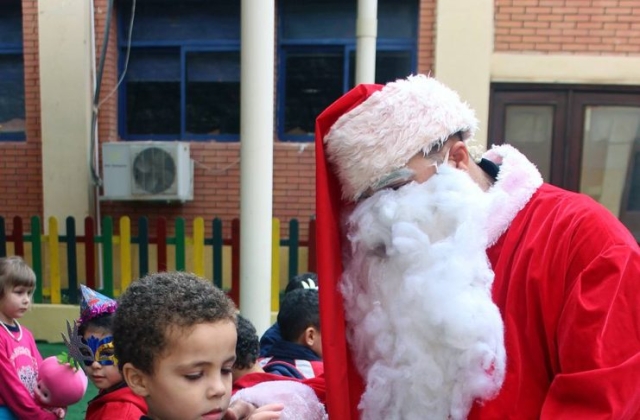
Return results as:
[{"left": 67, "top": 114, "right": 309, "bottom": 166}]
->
[{"left": 315, "top": 75, "right": 640, "bottom": 419}]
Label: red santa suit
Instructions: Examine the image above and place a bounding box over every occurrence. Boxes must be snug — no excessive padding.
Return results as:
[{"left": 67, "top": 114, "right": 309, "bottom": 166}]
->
[
  {"left": 233, "top": 371, "right": 295, "bottom": 394},
  {"left": 315, "top": 76, "right": 640, "bottom": 419},
  {"left": 469, "top": 147, "right": 640, "bottom": 419}
]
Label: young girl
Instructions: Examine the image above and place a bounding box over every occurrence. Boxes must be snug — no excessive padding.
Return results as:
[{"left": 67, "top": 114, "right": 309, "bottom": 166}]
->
[
  {"left": 0, "top": 256, "right": 60, "bottom": 420},
  {"left": 63, "top": 285, "right": 146, "bottom": 419}
]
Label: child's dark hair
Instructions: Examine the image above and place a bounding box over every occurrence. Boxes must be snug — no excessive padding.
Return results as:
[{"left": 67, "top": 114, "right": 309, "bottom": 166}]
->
[
  {"left": 277, "top": 288, "right": 320, "bottom": 342},
  {"left": 113, "top": 271, "right": 237, "bottom": 374},
  {"left": 0, "top": 256, "right": 36, "bottom": 299},
  {"left": 284, "top": 272, "right": 318, "bottom": 294},
  {"left": 234, "top": 315, "right": 260, "bottom": 370},
  {"left": 78, "top": 313, "right": 114, "bottom": 337}
]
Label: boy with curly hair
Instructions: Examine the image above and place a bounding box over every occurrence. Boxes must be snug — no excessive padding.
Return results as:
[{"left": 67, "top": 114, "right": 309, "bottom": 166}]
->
[{"left": 113, "top": 271, "right": 283, "bottom": 420}]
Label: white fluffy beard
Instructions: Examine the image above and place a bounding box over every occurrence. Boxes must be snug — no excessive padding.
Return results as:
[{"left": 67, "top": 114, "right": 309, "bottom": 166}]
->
[{"left": 341, "top": 165, "right": 506, "bottom": 420}]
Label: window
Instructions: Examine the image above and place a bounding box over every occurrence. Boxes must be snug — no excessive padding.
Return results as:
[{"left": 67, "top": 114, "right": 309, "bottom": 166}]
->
[
  {"left": 278, "top": 0, "right": 418, "bottom": 141},
  {"left": 489, "top": 84, "right": 640, "bottom": 241},
  {"left": 0, "top": 1, "right": 25, "bottom": 140},
  {"left": 118, "top": 0, "right": 240, "bottom": 140}
]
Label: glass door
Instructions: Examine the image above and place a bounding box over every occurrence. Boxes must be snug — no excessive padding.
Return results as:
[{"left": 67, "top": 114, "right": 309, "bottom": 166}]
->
[
  {"left": 490, "top": 84, "right": 640, "bottom": 241},
  {"left": 570, "top": 93, "right": 640, "bottom": 241},
  {"left": 489, "top": 90, "right": 566, "bottom": 185}
]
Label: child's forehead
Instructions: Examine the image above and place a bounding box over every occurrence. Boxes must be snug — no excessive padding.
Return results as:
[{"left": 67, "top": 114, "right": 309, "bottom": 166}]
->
[
  {"left": 164, "top": 318, "right": 236, "bottom": 341},
  {"left": 158, "top": 319, "right": 237, "bottom": 360},
  {"left": 8, "top": 283, "right": 34, "bottom": 291}
]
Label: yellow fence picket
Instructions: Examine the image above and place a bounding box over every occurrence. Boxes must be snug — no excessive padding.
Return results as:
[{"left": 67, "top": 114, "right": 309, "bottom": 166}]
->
[
  {"left": 48, "top": 217, "right": 61, "bottom": 304},
  {"left": 193, "top": 217, "right": 205, "bottom": 277},
  {"left": 271, "top": 217, "right": 280, "bottom": 312},
  {"left": 120, "top": 217, "right": 132, "bottom": 293}
]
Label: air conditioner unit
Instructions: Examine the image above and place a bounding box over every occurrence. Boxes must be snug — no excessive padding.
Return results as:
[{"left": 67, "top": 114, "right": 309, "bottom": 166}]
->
[{"left": 101, "top": 141, "right": 194, "bottom": 202}]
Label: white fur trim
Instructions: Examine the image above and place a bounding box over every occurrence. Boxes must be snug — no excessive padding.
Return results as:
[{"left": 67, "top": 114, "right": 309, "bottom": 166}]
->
[
  {"left": 484, "top": 144, "right": 544, "bottom": 245},
  {"left": 342, "top": 166, "right": 506, "bottom": 419},
  {"left": 324, "top": 75, "right": 479, "bottom": 201},
  {"left": 231, "top": 380, "right": 327, "bottom": 420}
]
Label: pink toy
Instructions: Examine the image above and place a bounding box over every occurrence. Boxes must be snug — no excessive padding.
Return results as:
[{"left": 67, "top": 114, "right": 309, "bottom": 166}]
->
[{"left": 35, "top": 355, "right": 88, "bottom": 410}]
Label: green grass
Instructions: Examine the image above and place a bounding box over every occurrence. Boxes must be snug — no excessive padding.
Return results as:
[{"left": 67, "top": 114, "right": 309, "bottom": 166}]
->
[{"left": 37, "top": 342, "right": 99, "bottom": 420}]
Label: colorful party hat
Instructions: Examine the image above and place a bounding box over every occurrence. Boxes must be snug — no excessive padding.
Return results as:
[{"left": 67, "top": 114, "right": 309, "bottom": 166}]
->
[{"left": 78, "top": 284, "right": 117, "bottom": 324}]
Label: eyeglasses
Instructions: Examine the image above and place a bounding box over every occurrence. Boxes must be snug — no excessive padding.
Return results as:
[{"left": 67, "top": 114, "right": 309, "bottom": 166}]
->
[
  {"left": 356, "top": 167, "right": 416, "bottom": 201},
  {"left": 356, "top": 132, "right": 464, "bottom": 201}
]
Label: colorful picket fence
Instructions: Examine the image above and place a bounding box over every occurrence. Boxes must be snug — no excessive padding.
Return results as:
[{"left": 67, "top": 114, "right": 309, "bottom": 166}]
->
[{"left": 0, "top": 215, "right": 316, "bottom": 310}]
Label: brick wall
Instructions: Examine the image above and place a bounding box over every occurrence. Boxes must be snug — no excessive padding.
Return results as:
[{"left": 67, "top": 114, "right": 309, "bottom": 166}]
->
[
  {"left": 418, "top": 0, "right": 437, "bottom": 74},
  {"left": 0, "top": 0, "right": 42, "bottom": 232},
  {"left": 495, "top": 0, "right": 640, "bottom": 54},
  {"left": 95, "top": 0, "right": 119, "bottom": 144}
]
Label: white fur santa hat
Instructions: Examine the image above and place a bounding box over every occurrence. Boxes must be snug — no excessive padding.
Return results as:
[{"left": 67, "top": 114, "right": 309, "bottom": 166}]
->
[{"left": 322, "top": 74, "right": 478, "bottom": 201}]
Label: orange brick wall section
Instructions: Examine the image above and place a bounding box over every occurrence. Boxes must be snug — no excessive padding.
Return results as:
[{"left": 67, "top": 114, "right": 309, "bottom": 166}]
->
[
  {"left": 418, "top": 0, "right": 437, "bottom": 74},
  {"left": 495, "top": 0, "right": 640, "bottom": 54},
  {"left": 0, "top": 0, "right": 42, "bottom": 232},
  {"left": 95, "top": 0, "right": 119, "bottom": 144}
]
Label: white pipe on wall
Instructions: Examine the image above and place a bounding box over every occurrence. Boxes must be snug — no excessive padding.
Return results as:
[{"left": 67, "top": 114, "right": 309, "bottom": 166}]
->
[
  {"left": 355, "top": 0, "right": 378, "bottom": 85},
  {"left": 239, "top": 0, "right": 275, "bottom": 336},
  {"left": 89, "top": 0, "right": 104, "bottom": 289}
]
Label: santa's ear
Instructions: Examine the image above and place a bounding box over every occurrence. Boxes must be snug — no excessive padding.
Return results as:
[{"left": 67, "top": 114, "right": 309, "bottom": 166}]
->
[
  {"left": 449, "top": 139, "right": 471, "bottom": 170},
  {"left": 122, "top": 363, "right": 150, "bottom": 397}
]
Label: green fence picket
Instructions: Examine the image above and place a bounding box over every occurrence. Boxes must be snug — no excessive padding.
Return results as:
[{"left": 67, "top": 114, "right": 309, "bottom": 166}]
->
[
  {"left": 65, "top": 217, "right": 79, "bottom": 304},
  {"left": 138, "top": 217, "right": 149, "bottom": 278},
  {"left": 287, "top": 219, "right": 299, "bottom": 282},
  {"left": 175, "top": 217, "right": 186, "bottom": 271},
  {"left": 101, "top": 217, "right": 114, "bottom": 297},
  {"left": 212, "top": 218, "right": 223, "bottom": 289},
  {"left": 30, "top": 216, "right": 43, "bottom": 303}
]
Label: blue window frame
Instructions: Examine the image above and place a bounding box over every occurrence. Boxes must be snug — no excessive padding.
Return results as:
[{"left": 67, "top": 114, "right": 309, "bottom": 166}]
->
[
  {"left": 118, "top": 0, "right": 240, "bottom": 141},
  {"left": 277, "top": 0, "right": 419, "bottom": 141},
  {"left": 0, "top": 1, "right": 25, "bottom": 141}
]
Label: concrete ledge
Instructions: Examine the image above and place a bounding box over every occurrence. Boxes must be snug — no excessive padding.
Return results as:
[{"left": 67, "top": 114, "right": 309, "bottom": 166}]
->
[
  {"left": 21, "top": 305, "right": 276, "bottom": 342},
  {"left": 21, "top": 304, "right": 79, "bottom": 343},
  {"left": 492, "top": 53, "right": 640, "bottom": 85}
]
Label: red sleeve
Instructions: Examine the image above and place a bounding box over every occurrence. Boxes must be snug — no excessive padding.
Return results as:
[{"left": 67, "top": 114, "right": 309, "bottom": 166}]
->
[
  {"left": 303, "top": 373, "right": 326, "bottom": 405},
  {"left": 0, "top": 347, "right": 57, "bottom": 420},
  {"left": 541, "top": 244, "right": 640, "bottom": 418}
]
